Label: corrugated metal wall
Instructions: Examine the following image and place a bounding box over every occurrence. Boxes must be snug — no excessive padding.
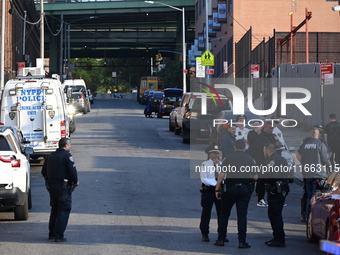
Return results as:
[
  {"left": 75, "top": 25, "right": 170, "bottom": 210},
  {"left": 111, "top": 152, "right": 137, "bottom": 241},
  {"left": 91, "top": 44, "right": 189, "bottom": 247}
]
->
[{"left": 274, "top": 63, "right": 340, "bottom": 128}]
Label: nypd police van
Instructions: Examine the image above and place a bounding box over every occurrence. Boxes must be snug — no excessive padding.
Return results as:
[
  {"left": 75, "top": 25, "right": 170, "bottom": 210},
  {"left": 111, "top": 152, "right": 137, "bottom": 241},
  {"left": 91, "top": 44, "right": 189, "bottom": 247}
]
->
[{"left": 0, "top": 74, "right": 70, "bottom": 159}]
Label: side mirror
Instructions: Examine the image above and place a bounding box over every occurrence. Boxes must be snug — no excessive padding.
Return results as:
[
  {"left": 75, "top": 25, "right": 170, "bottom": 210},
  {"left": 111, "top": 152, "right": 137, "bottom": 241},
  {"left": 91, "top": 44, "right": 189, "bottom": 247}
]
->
[{"left": 24, "top": 147, "right": 34, "bottom": 155}]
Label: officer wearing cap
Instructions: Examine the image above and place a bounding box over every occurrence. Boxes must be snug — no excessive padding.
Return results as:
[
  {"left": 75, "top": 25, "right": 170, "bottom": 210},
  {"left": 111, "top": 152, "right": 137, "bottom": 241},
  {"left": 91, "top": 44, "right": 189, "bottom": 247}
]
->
[
  {"left": 199, "top": 145, "right": 222, "bottom": 242},
  {"left": 214, "top": 139, "right": 258, "bottom": 248},
  {"left": 263, "top": 143, "right": 289, "bottom": 247},
  {"left": 41, "top": 138, "right": 79, "bottom": 242}
]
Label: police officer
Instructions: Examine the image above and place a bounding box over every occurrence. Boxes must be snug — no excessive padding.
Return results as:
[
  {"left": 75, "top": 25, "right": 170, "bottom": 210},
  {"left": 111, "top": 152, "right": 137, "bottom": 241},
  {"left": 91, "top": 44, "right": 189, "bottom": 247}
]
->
[
  {"left": 263, "top": 143, "right": 289, "bottom": 247},
  {"left": 253, "top": 121, "right": 282, "bottom": 207},
  {"left": 199, "top": 145, "right": 221, "bottom": 242},
  {"left": 214, "top": 139, "right": 258, "bottom": 248},
  {"left": 41, "top": 138, "right": 79, "bottom": 242},
  {"left": 296, "top": 127, "right": 331, "bottom": 222},
  {"left": 220, "top": 124, "right": 236, "bottom": 160}
]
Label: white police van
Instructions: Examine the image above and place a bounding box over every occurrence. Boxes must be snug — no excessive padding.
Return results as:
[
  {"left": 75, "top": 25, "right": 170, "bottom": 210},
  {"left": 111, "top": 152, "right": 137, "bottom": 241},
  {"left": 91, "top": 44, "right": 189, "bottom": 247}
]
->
[{"left": 0, "top": 73, "right": 70, "bottom": 159}]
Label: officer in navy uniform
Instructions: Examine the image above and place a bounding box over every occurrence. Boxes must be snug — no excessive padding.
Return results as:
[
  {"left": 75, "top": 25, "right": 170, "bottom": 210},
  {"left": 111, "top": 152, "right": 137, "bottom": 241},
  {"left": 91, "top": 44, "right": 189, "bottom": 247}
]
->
[
  {"left": 263, "top": 143, "right": 289, "bottom": 247},
  {"left": 41, "top": 138, "right": 79, "bottom": 242},
  {"left": 214, "top": 139, "right": 258, "bottom": 248},
  {"left": 199, "top": 145, "right": 221, "bottom": 242}
]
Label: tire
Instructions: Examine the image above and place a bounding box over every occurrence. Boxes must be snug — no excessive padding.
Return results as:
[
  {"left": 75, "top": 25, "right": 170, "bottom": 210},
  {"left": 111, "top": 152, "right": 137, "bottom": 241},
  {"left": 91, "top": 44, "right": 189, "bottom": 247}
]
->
[
  {"left": 169, "top": 119, "right": 175, "bottom": 131},
  {"left": 14, "top": 194, "right": 29, "bottom": 220},
  {"left": 182, "top": 124, "right": 190, "bottom": 144},
  {"left": 157, "top": 112, "right": 162, "bottom": 118},
  {"left": 83, "top": 108, "right": 87, "bottom": 114},
  {"left": 306, "top": 210, "right": 318, "bottom": 243},
  {"left": 28, "top": 188, "right": 32, "bottom": 210},
  {"left": 175, "top": 127, "right": 181, "bottom": 135}
]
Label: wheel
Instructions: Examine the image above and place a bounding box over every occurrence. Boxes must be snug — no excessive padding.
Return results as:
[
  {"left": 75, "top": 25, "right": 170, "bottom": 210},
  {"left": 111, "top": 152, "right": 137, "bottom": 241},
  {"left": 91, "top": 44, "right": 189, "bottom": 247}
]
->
[
  {"left": 169, "top": 119, "right": 175, "bottom": 131},
  {"left": 306, "top": 210, "right": 318, "bottom": 242},
  {"left": 14, "top": 194, "right": 28, "bottom": 220},
  {"left": 28, "top": 188, "right": 32, "bottom": 210},
  {"left": 83, "top": 108, "right": 87, "bottom": 114},
  {"left": 157, "top": 112, "right": 162, "bottom": 118},
  {"left": 182, "top": 124, "right": 190, "bottom": 144}
]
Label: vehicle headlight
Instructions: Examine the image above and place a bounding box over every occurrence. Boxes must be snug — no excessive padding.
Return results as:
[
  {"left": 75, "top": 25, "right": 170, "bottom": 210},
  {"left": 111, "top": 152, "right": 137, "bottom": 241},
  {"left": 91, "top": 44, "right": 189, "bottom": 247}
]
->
[{"left": 68, "top": 105, "right": 76, "bottom": 115}]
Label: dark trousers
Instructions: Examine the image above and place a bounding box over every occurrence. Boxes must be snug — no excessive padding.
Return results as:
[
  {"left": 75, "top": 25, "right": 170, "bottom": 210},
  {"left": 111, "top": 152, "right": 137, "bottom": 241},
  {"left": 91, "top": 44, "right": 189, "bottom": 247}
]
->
[
  {"left": 267, "top": 192, "right": 286, "bottom": 243},
  {"left": 48, "top": 184, "right": 72, "bottom": 239},
  {"left": 256, "top": 178, "right": 266, "bottom": 202},
  {"left": 305, "top": 178, "right": 317, "bottom": 220},
  {"left": 217, "top": 185, "right": 251, "bottom": 242},
  {"left": 200, "top": 190, "right": 221, "bottom": 235},
  {"left": 301, "top": 179, "right": 307, "bottom": 219}
]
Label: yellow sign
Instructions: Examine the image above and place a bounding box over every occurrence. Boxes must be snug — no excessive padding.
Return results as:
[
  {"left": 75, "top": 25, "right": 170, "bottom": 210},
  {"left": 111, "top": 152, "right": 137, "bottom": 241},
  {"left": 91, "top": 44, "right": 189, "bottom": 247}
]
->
[{"left": 201, "top": 50, "right": 214, "bottom": 66}]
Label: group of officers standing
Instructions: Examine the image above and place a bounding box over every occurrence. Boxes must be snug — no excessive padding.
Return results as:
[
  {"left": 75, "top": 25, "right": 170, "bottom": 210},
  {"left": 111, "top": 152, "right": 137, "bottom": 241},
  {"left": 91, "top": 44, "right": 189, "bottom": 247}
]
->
[
  {"left": 199, "top": 116, "right": 290, "bottom": 249},
  {"left": 199, "top": 113, "right": 339, "bottom": 249}
]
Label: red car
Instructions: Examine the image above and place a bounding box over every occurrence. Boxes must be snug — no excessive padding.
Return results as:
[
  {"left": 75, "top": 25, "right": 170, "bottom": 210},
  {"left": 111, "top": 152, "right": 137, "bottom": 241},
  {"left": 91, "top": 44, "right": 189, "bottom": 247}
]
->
[{"left": 307, "top": 171, "right": 340, "bottom": 242}]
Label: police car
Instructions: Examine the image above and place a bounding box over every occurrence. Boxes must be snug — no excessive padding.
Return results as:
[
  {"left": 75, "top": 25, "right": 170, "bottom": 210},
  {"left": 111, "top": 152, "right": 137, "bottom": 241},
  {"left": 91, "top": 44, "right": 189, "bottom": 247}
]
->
[
  {"left": 0, "top": 129, "right": 34, "bottom": 220},
  {"left": 0, "top": 73, "right": 70, "bottom": 159}
]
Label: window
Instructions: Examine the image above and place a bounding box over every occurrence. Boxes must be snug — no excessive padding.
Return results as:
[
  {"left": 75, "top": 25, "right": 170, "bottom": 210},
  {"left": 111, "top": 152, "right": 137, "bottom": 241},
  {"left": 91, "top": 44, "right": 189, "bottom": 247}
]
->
[{"left": 0, "top": 136, "right": 10, "bottom": 151}]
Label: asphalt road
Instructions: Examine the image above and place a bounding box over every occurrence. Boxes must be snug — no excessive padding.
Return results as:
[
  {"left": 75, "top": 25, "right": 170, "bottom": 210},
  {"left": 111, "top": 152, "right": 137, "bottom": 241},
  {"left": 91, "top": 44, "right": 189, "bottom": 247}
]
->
[{"left": 0, "top": 99, "right": 324, "bottom": 255}]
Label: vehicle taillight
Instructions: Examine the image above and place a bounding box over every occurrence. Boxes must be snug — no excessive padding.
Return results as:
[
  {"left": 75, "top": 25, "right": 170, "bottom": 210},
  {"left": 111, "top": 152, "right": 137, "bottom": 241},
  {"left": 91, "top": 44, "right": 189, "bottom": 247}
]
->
[
  {"left": 0, "top": 156, "right": 20, "bottom": 167},
  {"left": 11, "top": 159, "right": 20, "bottom": 167},
  {"left": 60, "top": 120, "right": 67, "bottom": 138},
  {"left": 0, "top": 155, "right": 11, "bottom": 163}
]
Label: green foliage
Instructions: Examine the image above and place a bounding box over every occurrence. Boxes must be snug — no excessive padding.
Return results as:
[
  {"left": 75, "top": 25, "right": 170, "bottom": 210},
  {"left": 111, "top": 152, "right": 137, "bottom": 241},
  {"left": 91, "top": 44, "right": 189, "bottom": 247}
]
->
[
  {"left": 71, "top": 58, "right": 150, "bottom": 93},
  {"left": 70, "top": 57, "right": 190, "bottom": 92},
  {"left": 157, "top": 61, "right": 186, "bottom": 89}
]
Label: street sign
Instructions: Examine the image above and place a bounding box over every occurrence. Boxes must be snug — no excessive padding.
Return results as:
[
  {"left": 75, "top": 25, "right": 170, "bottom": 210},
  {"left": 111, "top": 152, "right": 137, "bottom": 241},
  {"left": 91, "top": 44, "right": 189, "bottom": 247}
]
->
[
  {"left": 112, "top": 72, "right": 117, "bottom": 77},
  {"left": 223, "top": 61, "right": 228, "bottom": 73},
  {"left": 201, "top": 50, "right": 214, "bottom": 66},
  {"left": 206, "top": 69, "right": 214, "bottom": 75},
  {"left": 251, "top": 64, "right": 260, "bottom": 78},
  {"left": 196, "top": 57, "right": 205, "bottom": 78},
  {"left": 320, "top": 63, "right": 334, "bottom": 85}
]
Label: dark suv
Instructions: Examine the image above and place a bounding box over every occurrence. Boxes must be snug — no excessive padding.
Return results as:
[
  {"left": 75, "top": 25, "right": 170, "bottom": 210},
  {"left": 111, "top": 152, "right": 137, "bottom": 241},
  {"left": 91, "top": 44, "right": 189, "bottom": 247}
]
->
[
  {"left": 173, "top": 92, "right": 233, "bottom": 143},
  {"left": 157, "top": 88, "right": 183, "bottom": 118}
]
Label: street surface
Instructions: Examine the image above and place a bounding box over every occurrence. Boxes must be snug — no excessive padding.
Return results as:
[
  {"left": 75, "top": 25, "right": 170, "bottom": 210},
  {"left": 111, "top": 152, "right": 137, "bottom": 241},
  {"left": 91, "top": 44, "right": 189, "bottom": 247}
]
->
[{"left": 0, "top": 100, "right": 323, "bottom": 255}]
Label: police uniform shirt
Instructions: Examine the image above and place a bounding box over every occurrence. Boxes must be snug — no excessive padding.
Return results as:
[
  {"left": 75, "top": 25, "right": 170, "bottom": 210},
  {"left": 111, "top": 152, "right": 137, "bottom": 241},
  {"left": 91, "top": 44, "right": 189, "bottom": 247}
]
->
[
  {"left": 42, "top": 148, "right": 78, "bottom": 184},
  {"left": 273, "top": 127, "right": 286, "bottom": 147},
  {"left": 236, "top": 127, "right": 250, "bottom": 149},
  {"left": 200, "top": 159, "right": 221, "bottom": 186},
  {"left": 264, "top": 152, "right": 288, "bottom": 183},
  {"left": 222, "top": 151, "right": 257, "bottom": 184}
]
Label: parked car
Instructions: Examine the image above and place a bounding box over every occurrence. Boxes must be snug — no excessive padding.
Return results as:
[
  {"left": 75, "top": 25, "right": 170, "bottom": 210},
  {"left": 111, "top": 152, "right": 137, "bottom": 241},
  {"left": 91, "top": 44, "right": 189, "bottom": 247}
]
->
[
  {"left": 307, "top": 170, "right": 340, "bottom": 243},
  {"left": 149, "top": 91, "right": 164, "bottom": 113},
  {"left": 157, "top": 88, "right": 183, "bottom": 118},
  {"left": 140, "top": 90, "right": 156, "bottom": 105},
  {"left": 66, "top": 105, "right": 77, "bottom": 134},
  {"left": 63, "top": 79, "right": 91, "bottom": 113},
  {"left": 0, "top": 129, "right": 34, "bottom": 220},
  {"left": 0, "top": 125, "right": 30, "bottom": 150},
  {"left": 169, "top": 108, "right": 178, "bottom": 131},
  {"left": 70, "top": 92, "right": 87, "bottom": 114},
  {"left": 173, "top": 92, "right": 233, "bottom": 143}
]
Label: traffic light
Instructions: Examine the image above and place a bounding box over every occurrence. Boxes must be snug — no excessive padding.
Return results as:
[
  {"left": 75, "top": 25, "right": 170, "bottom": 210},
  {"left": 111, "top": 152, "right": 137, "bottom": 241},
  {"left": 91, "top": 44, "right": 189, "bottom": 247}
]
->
[
  {"left": 103, "top": 58, "right": 107, "bottom": 65},
  {"left": 156, "top": 53, "right": 162, "bottom": 61}
]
